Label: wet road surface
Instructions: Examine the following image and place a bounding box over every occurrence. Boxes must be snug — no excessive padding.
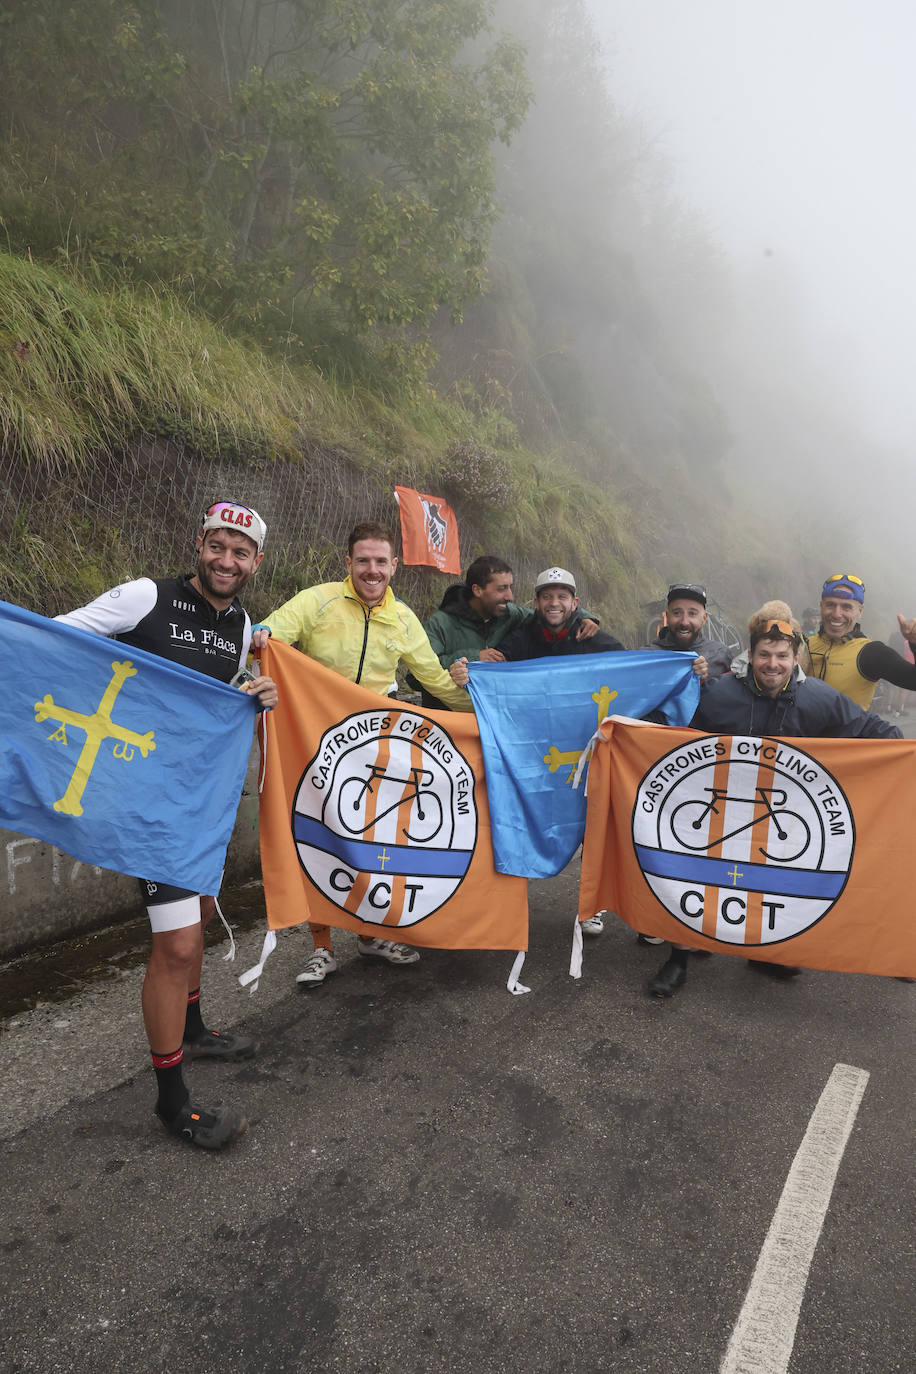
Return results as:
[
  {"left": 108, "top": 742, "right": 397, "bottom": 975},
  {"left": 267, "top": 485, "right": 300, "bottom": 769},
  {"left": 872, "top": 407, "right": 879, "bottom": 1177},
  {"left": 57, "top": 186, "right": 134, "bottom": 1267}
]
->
[{"left": 1, "top": 859, "right": 913, "bottom": 1373}]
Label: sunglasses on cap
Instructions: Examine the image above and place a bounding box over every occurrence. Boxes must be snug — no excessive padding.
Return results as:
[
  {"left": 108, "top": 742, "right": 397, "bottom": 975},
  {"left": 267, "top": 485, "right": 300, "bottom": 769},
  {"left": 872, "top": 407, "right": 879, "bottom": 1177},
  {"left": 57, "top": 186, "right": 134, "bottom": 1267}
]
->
[
  {"left": 821, "top": 572, "right": 865, "bottom": 603},
  {"left": 667, "top": 582, "right": 707, "bottom": 602},
  {"left": 824, "top": 573, "right": 865, "bottom": 591},
  {"left": 754, "top": 620, "right": 801, "bottom": 647},
  {"left": 201, "top": 501, "right": 267, "bottom": 551}
]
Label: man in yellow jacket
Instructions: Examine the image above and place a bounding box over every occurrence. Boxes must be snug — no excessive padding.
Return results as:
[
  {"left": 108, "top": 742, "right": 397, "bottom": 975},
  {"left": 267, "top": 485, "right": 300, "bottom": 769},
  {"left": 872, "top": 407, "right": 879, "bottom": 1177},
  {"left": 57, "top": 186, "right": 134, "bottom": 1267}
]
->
[{"left": 252, "top": 520, "right": 472, "bottom": 986}]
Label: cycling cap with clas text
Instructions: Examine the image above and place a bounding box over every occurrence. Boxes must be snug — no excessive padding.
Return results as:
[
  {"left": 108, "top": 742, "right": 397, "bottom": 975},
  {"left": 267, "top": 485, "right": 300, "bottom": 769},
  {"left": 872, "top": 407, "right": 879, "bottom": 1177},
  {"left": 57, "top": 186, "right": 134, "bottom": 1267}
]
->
[{"left": 201, "top": 501, "right": 267, "bottom": 552}]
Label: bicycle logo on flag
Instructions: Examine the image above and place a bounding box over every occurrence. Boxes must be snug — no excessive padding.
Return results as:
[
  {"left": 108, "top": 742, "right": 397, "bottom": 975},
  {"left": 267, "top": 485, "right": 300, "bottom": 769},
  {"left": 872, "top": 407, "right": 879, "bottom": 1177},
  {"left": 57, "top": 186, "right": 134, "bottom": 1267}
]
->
[
  {"left": 336, "top": 763, "right": 444, "bottom": 844},
  {"left": 291, "top": 709, "right": 477, "bottom": 927},
  {"left": 631, "top": 734, "right": 855, "bottom": 945},
  {"left": 669, "top": 785, "right": 810, "bottom": 862}
]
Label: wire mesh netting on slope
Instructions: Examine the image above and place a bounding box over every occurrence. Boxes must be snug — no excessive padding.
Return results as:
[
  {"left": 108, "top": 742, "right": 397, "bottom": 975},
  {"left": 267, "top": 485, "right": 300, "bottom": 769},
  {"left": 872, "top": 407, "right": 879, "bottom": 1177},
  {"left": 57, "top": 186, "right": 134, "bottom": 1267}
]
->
[{"left": 0, "top": 436, "right": 597, "bottom": 628}]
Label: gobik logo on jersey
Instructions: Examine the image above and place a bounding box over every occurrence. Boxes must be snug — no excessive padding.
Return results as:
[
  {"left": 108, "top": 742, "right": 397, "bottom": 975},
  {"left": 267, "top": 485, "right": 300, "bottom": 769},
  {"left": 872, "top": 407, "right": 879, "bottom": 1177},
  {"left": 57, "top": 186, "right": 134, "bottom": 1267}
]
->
[
  {"left": 632, "top": 735, "right": 855, "bottom": 946},
  {"left": 292, "top": 709, "right": 477, "bottom": 927}
]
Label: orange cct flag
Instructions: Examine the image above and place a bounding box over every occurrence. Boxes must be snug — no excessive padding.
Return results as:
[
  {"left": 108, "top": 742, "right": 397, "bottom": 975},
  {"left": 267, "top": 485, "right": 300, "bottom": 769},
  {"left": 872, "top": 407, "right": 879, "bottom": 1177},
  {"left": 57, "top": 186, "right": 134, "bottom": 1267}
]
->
[
  {"left": 579, "top": 716, "right": 916, "bottom": 977},
  {"left": 256, "top": 641, "right": 528, "bottom": 949},
  {"left": 394, "top": 485, "right": 461, "bottom": 574}
]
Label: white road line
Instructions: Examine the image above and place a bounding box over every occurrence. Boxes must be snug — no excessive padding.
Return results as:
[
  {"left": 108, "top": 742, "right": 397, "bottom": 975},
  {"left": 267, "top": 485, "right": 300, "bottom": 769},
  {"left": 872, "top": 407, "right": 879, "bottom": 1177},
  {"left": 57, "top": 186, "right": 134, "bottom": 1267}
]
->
[{"left": 720, "top": 1062, "right": 870, "bottom": 1374}]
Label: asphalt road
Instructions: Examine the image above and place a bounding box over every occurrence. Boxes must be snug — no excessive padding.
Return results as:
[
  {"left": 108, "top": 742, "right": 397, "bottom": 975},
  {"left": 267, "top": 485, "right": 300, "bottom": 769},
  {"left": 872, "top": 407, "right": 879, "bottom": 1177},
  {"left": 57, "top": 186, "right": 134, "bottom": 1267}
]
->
[{"left": 1, "top": 860, "right": 913, "bottom": 1374}]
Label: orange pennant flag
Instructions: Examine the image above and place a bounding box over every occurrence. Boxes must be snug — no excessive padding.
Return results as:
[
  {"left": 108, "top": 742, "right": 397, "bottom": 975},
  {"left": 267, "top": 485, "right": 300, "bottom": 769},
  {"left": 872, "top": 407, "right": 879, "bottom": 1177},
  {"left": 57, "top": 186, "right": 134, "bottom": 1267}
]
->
[
  {"left": 393, "top": 485, "right": 461, "bottom": 574},
  {"left": 579, "top": 717, "right": 916, "bottom": 977},
  {"left": 257, "top": 641, "right": 528, "bottom": 949}
]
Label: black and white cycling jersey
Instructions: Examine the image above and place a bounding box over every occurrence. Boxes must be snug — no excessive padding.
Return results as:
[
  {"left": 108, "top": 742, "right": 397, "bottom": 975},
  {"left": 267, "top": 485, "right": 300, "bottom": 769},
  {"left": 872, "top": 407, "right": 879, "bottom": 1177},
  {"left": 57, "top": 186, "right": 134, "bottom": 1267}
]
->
[{"left": 55, "top": 575, "right": 251, "bottom": 683}]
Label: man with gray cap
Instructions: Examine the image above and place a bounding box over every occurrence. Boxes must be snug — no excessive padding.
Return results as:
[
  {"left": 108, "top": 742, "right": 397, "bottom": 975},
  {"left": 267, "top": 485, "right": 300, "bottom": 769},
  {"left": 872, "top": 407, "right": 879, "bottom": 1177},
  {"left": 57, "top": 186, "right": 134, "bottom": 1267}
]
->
[
  {"left": 450, "top": 566, "right": 624, "bottom": 935},
  {"left": 408, "top": 555, "right": 601, "bottom": 709},
  {"left": 646, "top": 582, "right": 733, "bottom": 684},
  {"left": 639, "top": 582, "right": 735, "bottom": 951},
  {"left": 497, "top": 566, "right": 625, "bottom": 662}
]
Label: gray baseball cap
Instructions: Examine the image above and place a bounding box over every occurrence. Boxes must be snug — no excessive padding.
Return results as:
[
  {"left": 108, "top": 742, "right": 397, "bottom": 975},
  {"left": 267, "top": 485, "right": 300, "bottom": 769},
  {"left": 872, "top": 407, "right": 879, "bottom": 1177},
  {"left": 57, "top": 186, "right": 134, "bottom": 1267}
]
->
[{"left": 534, "top": 566, "right": 576, "bottom": 594}]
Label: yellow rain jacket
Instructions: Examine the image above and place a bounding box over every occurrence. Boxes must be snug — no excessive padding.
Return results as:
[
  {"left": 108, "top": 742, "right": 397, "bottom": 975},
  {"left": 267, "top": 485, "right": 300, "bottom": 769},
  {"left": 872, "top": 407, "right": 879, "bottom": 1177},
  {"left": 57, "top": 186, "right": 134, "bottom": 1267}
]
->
[
  {"left": 263, "top": 577, "right": 473, "bottom": 711},
  {"left": 801, "top": 630, "right": 876, "bottom": 709}
]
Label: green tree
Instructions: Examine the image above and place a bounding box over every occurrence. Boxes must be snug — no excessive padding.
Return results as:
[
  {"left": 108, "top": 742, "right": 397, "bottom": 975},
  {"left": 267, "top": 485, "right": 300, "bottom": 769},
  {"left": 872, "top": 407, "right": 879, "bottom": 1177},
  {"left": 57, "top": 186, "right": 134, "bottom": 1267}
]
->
[{"left": 0, "top": 0, "right": 529, "bottom": 340}]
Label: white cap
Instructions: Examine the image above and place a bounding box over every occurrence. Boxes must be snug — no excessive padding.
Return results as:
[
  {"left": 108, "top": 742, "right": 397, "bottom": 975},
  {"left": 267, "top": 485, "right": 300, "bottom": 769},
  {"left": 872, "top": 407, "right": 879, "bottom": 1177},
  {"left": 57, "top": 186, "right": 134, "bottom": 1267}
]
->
[
  {"left": 534, "top": 566, "right": 576, "bottom": 594},
  {"left": 201, "top": 502, "right": 267, "bottom": 552}
]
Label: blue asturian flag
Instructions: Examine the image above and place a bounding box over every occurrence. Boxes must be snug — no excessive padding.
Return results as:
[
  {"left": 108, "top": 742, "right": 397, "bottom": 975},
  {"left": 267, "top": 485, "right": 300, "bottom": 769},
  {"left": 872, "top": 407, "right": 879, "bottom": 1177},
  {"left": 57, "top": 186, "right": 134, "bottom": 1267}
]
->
[
  {"left": 467, "top": 650, "right": 700, "bottom": 878},
  {"left": 0, "top": 600, "right": 257, "bottom": 893}
]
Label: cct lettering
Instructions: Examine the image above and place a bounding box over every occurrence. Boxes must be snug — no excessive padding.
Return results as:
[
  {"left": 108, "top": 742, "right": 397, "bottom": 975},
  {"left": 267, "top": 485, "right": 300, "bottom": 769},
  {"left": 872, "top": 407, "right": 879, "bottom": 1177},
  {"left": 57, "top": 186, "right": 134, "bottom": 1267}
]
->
[
  {"left": 679, "top": 889, "right": 786, "bottom": 931},
  {"left": 329, "top": 867, "right": 424, "bottom": 913}
]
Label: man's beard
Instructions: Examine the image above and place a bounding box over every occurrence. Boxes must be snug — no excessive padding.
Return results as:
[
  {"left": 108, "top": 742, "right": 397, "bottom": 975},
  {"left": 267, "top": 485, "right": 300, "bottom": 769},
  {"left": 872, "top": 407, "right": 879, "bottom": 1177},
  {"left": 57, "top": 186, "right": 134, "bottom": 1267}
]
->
[
  {"left": 539, "top": 611, "right": 576, "bottom": 633},
  {"left": 670, "top": 626, "right": 700, "bottom": 648},
  {"left": 197, "top": 564, "right": 246, "bottom": 600}
]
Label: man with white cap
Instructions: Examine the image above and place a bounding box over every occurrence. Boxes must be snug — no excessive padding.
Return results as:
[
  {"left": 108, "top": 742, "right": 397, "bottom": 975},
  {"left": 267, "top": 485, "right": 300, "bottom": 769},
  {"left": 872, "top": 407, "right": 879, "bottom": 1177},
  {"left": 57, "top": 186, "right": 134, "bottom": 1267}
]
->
[
  {"left": 496, "top": 567, "right": 625, "bottom": 662},
  {"left": 450, "top": 566, "right": 624, "bottom": 934},
  {"left": 56, "top": 500, "right": 277, "bottom": 1150},
  {"left": 408, "top": 555, "right": 601, "bottom": 709}
]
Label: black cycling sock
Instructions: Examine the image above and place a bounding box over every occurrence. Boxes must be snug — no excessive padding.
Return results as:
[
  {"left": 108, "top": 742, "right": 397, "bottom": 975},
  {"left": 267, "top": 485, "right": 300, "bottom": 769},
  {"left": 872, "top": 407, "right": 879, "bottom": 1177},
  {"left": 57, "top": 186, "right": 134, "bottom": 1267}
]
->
[
  {"left": 152, "top": 1048, "right": 190, "bottom": 1122},
  {"left": 669, "top": 946, "right": 689, "bottom": 967},
  {"left": 183, "top": 987, "right": 206, "bottom": 1042}
]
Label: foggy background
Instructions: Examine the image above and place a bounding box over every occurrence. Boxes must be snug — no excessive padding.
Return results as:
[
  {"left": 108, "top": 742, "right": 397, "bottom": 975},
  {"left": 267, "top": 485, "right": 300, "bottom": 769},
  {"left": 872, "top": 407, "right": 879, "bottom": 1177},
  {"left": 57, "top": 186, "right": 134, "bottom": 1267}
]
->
[
  {"left": 581, "top": 0, "right": 915, "bottom": 620},
  {"left": 593, "top": 0, "right": 916, "bottom": 449},
  {"left": 1, "top": 0, "right": 912, "bottom": 632}
]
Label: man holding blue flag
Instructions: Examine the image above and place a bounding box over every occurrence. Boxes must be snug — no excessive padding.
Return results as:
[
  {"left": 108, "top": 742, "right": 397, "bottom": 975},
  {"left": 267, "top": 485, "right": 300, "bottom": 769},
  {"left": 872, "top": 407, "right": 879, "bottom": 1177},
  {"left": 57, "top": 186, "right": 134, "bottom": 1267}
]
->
[
  {"left": 645, "top": 582, "right": 734, "bottom": 684},
  {"left": 497, "top": 566, "right": 624, "bottom": 665},
  {"left": 55, "top": 501, "right": 277, "bottom": 1150},
  {"left": 407, "top": 554, "right": 601, "bottom": 708},
  {"left": 450, "top": 566, "right": 700, "bottom": 890},
  {"left": 488, "top": 566, "right": 625, "bottom": 934}
]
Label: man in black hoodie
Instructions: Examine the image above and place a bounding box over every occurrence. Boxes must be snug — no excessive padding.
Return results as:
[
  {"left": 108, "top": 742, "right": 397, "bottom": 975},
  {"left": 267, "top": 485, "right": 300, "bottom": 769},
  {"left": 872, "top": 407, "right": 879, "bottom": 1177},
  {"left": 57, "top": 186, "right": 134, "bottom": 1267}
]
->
[
  {"left": 498, "top": 566, "right": 624, "bottom": 660},
  {"left": 412, "top": 555, "right": 599, "bottom": 707},
  {"left": 449, "top": 566, "right": 623, "bottom": 935}
]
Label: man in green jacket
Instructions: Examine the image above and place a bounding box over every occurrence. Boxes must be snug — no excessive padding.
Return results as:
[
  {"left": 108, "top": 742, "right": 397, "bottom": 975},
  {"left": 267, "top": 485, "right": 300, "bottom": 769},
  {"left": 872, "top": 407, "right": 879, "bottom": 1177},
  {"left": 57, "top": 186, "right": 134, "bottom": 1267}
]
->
[{"left": 412, "top": 555, "right": 599, "bottom": 708}]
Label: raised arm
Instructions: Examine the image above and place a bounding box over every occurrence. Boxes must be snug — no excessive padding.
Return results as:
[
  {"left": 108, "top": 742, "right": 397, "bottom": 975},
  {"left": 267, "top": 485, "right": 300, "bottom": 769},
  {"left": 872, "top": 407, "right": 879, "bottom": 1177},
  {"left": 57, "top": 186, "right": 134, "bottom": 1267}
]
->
[{"left": 857, "top": 627, "right": 916, "bottom": 690}]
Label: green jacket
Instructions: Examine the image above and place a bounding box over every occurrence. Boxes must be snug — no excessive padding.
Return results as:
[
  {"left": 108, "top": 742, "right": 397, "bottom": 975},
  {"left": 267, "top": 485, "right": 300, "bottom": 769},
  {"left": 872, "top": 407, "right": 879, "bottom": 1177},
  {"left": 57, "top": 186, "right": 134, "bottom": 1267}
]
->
[{"left": 424, "top": 585, "right": 532, "bottom": 667}]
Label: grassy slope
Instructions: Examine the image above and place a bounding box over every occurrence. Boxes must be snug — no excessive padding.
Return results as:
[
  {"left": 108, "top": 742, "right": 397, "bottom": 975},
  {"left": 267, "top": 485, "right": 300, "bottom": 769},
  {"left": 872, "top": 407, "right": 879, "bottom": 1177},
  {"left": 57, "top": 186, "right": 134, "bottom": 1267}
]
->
[
  {"left": 0, "top": 254, "right": 668, "bottom": 639},
  {"left": 6, "top": 252, "right": 886, "bottom": 644}
]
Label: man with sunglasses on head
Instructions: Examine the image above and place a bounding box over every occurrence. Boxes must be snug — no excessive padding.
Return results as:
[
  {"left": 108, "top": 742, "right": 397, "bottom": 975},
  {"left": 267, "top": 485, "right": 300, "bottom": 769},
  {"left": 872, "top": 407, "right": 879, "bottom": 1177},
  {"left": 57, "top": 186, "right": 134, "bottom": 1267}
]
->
[
  {"left": 647, "top": 603, "right": 901, "bottom": 998},
  {"left": 646, "top": 583, "right": 734, "bottom": 684},
  {"left": 801, "top": 573, "right": 916, "bottom": 709},
  {"left": 56, "top": 501, "right": 278, "bottom": 1149}
]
